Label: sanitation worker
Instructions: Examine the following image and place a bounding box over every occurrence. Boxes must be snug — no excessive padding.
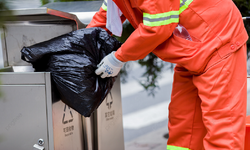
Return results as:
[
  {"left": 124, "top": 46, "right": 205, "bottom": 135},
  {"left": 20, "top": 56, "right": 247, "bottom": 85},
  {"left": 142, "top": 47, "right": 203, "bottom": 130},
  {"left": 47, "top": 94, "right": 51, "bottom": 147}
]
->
[{"left": 87, "top": 0, "right": 248, "bottom": 149}]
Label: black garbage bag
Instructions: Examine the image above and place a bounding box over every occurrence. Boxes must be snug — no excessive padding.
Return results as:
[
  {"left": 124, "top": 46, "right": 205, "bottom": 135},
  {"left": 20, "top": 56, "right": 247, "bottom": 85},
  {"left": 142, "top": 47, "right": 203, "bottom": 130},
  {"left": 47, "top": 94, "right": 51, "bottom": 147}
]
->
[{"left": 21, "top": 27, "right": 122, "bottom": 117}]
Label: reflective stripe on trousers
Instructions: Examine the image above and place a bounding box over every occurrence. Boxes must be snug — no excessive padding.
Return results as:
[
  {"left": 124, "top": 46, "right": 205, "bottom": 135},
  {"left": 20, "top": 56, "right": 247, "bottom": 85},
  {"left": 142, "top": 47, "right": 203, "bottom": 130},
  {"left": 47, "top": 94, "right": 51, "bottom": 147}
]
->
[{"left": 167, "top": 145, "right": 191, "bottom": 150}]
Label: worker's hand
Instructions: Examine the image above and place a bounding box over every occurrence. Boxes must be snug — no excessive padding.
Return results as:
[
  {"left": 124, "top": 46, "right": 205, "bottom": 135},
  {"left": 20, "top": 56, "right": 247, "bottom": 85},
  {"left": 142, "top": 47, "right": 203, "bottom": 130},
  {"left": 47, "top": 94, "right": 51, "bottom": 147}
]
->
[{"left": 95, "top": 51, "right": 125, "bottom": 78}]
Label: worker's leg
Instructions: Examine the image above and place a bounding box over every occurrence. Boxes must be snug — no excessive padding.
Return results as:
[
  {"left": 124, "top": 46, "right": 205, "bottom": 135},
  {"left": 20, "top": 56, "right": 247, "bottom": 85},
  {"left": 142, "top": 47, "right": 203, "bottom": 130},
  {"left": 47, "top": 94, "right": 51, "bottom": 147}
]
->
[
  {"left": 167, "top": 65, "right": 207, "bottom": 150},
  {"left": 193, "top": 44, "right": 247, "bottom": 150}
]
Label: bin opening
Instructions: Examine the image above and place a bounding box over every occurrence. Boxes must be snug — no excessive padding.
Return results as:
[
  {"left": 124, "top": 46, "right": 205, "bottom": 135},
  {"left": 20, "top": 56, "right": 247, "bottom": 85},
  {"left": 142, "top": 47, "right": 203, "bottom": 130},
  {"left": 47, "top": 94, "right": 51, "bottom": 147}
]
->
[{"left": 0, "top": 66, "right": 34, "bottom": 72}]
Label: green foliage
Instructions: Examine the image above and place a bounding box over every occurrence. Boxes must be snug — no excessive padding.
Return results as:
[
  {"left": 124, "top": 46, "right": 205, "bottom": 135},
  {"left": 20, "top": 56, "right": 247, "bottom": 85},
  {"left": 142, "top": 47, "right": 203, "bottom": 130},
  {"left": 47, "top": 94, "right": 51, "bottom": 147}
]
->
[
  {"left": 138, "top": 53, "right": 164, "bottom": 96},
  {"left": 232, "top": 0, "right": 250, "bottom": 17},
  {"left": 233, "top": 0, "right": 250, "bottom": 57},
  {"left": 244, "top": 19, "right": 250, "bottom": 58},
  {"left": 40, "top": 0, "right": 50, "bottom": 5},
  {"left": 54, "top": 0, "right": 95, "bottom": 2},
  {"left": 115, "top": 21, "right": 171, "bottom": 96},
  {"left": 41, "top": 0, "right": 96, "bottom": 5},
  {"left": 114, "top": 21, "right": 135, "bottom": 43},
  {"left": 0, "top": 0, "right": 13, "bottom": 29}
]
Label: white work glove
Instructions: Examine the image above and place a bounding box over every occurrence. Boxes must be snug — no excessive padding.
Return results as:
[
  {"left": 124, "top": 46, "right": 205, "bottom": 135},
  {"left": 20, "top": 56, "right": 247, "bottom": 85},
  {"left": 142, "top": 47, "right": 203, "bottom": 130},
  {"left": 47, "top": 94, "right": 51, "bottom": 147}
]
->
[{"left": 95, "top": 51, "right": 125, "bottom": 78}]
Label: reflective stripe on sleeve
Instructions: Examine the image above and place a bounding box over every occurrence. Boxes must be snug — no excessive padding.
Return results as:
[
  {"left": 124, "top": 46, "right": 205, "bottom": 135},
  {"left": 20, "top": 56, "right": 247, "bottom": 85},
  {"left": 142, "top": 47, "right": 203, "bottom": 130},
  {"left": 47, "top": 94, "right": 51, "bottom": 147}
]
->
[
  {"left": 143, "top": 0, "right": 193, "bottom": 27},
  {"left": 166, "top": 145, "right": 191, "bottom": 150},
  {"left": 179, "top": 0, "right": 193, "bottom": 14},
  {"left": 143, "top": 11, "right": 179, "bottom": 27},
  {"left": 101, "top": 0, "right": 107, "bottom": 11}
]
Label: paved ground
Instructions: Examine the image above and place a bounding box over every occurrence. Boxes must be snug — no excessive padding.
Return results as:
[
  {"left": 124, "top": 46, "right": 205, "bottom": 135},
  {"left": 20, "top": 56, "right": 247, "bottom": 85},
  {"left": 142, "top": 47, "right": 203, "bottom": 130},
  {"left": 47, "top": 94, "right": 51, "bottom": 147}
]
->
[{"left": 124, "top": 126, "right": 168, "bottom": 150}]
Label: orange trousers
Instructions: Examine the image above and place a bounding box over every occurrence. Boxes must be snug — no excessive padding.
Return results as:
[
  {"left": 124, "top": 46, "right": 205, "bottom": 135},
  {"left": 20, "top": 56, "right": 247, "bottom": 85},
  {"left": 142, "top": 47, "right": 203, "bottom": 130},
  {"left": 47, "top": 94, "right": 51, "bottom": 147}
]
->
[{"left": 167, "top": 44, "right": 247, "bottom": 150}]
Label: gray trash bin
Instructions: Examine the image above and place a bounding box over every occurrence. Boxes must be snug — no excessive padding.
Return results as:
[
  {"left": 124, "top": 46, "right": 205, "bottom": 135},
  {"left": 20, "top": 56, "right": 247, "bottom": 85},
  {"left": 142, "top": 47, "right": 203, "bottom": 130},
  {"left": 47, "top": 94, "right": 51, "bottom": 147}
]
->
[{"left": 0, "top": 6, "right": 124, "bottom": 150}]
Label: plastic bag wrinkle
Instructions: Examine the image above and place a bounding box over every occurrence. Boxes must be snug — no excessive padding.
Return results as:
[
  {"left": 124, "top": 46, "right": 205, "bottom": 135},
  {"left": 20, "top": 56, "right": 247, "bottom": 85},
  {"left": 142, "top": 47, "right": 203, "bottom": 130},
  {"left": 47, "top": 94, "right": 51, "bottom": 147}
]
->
[{"left": 21, "top": 27, "right": 121, "bottom": 117}]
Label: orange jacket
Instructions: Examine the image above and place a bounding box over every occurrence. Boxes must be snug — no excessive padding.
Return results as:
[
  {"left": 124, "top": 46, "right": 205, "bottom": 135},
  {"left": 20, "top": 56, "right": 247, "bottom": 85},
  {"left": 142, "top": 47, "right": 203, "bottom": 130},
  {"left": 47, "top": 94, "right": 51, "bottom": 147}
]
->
[{"left": 87, "top": 0, "right": 248, "bottom": 73}]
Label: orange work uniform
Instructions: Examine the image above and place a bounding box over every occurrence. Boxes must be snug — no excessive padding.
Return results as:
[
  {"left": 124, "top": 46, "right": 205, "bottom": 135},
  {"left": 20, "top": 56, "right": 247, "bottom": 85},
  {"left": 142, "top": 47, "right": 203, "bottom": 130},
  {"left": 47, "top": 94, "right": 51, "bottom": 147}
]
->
[{"left": 87, "top": 0, "right": 249, "bottom": 149}]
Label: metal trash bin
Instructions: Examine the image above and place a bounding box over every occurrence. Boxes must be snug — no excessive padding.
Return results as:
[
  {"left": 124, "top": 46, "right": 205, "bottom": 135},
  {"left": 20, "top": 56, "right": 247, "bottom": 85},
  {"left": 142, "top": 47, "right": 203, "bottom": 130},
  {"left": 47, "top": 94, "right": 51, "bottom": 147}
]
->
[{"left": 0, "top": 6, "right": 124, "bottom": 150}]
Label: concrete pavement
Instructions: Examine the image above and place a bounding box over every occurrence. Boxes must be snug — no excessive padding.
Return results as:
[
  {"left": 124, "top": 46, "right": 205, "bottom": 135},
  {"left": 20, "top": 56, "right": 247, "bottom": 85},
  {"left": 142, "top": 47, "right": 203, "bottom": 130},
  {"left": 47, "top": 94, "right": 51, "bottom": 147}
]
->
[{"left": 125, "top": 126, "right": 168, "bottom": 150}]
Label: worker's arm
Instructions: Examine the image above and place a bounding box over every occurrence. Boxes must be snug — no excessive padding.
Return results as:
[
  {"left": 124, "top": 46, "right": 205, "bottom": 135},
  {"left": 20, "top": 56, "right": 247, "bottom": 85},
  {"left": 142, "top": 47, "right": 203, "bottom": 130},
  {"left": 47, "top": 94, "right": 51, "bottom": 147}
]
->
[
  {"left": 90, "top": 0, "right": 180, "bottom": 78},
  {"left": 115, "top": 0, "right": 180, "bottom": 62},
  {"left": 87, "top": 0, "right": 127, "bottom": 78},
  {"left": 87, "top": 4, "right": 108, "bottom": 31},
  {"left": 87, "top": 0, "right": 126, "bottom": 35}
]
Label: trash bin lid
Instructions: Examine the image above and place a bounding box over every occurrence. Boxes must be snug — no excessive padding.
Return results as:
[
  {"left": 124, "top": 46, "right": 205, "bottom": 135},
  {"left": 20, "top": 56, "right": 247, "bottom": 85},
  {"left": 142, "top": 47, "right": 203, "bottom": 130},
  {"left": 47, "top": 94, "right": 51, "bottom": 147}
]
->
[
  {"left": 0, "top": 7, "right": 86, "bottom": 67},
  {"left": 10, "top": 7, "right": 86, "bottom": 29},
  {"left": 42, "top": 1, "right": 103, "bottom": 25}
]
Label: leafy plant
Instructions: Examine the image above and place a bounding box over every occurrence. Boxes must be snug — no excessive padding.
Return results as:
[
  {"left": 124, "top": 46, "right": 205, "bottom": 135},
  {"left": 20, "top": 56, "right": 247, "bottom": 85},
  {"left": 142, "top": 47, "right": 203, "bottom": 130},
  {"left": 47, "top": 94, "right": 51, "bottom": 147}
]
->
[
  {"left": 54, "top": 0, "right": 95, "bottom": 1},
  {"left": 233, "top": 0, "right": 250, "bottom": 74},
  {"left": 40, "top": 0, "right": 96, "bottom": 5},
  {"left": 0, "top": 0, "right": 13, "bottom": 29},
  {"left": 138, "top": 53, "right": 164, "bottom": 96},
  {"left": 114, "top": 21, "right": 173, "bottom": 96},
  {"left": 233, "top": 0, "right": 250, "bottom": 49}
]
